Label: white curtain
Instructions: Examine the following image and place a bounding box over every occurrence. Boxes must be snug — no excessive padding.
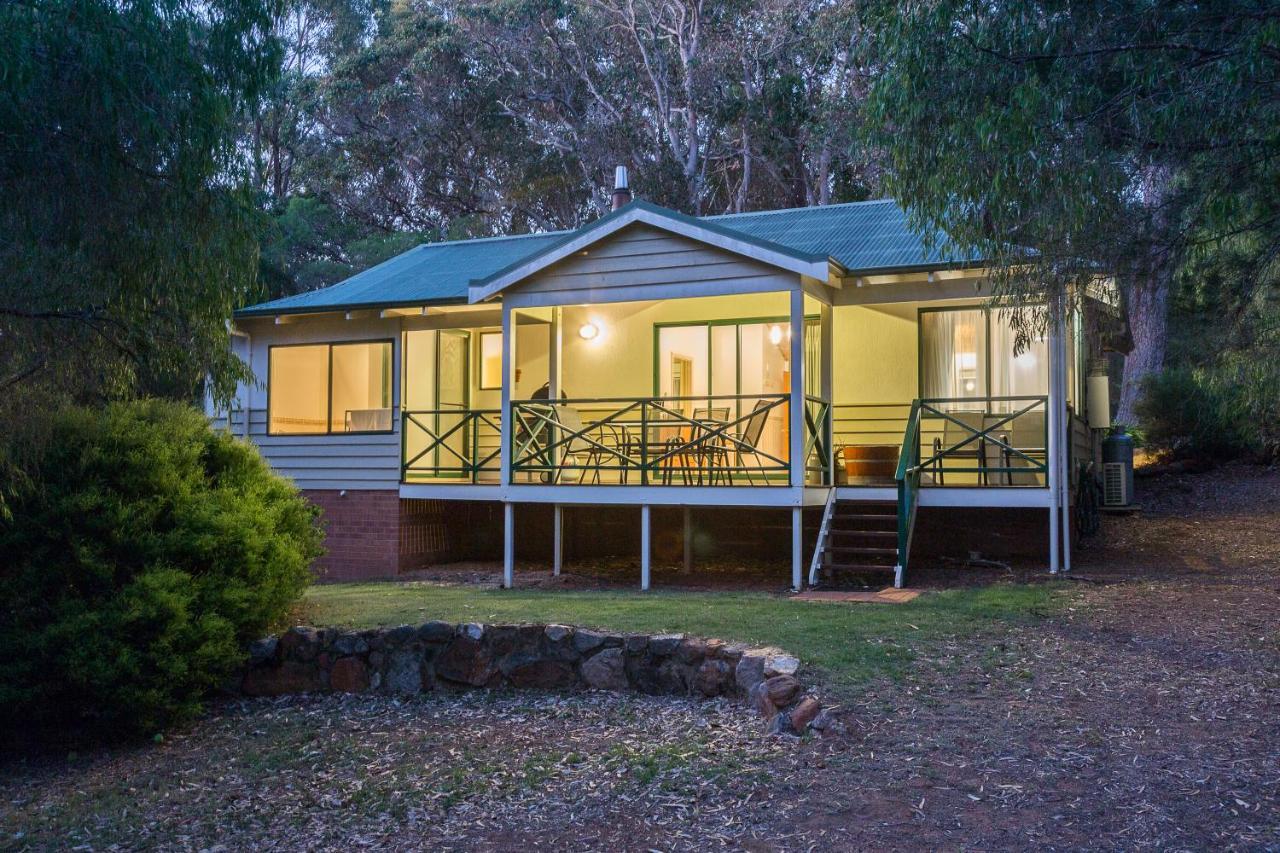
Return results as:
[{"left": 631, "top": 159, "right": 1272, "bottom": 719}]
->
[
  {"left": 921, "top": 309, "right": 986, "bottom": 406},
  {"left": 991, "top": 311, "right": 1049, "bottom": 410}
]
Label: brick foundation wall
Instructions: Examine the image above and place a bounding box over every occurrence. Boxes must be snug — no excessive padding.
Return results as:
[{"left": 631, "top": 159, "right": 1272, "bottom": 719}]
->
[{"left": 305, "top": 489, "right": 402, "bottom": 582}]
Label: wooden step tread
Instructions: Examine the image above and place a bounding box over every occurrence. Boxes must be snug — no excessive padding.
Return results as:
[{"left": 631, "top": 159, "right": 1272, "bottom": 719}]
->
[
  {"left": 828, "top": 545, "right": 897, "bottom": 554},
  {"left": 825, "top": 562, "right": 898, "bottom": 574},
  {"left": 832, "top": 513, "right": 897, "bottom": 522}
]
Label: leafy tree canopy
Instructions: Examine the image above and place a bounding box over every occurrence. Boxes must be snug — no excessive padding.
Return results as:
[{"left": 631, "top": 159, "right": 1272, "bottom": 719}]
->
[
  {"left": 0, "top": 0, "right": 283, "bottom": 415},
  {"left": 860, "top": 0, "right": 1280, "bottom": 420}
]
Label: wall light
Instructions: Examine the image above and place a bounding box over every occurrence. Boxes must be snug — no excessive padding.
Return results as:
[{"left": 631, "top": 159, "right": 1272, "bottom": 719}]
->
[
  {"left": 578, "top": 322, "right": 599, "bottom": 341},
  {"left": 768, "top": 324, "right": 784, "bottom": 346}
]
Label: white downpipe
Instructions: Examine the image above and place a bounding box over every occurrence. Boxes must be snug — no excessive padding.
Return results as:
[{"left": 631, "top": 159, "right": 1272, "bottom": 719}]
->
[
  {"left": 791, "top": 505, "right": 804, "bottom": 592},
  {"left": 640, "top": 505, "right": 652, "bottom": 591},
  {"left": 553, "top": 504, "right": 563, "bottom": 576},
  {"left": 1058, "top": 325, "right": 1073, "bottom": 573},
  {"left": 503, "top": 502, "right": 515, "bottom": 589},
  {"left": 1047, "top": 299, "right": 1062, "bottom": 575}
]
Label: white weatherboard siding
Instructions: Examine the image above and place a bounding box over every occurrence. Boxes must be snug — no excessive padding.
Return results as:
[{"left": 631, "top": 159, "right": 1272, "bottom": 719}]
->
[
  {"left": 502, "top": 224, "right": 804, "bottom": 309},
  {"left": 231, "top": 315, "right": 403, "bottom": 491},
  {"left": 228, "top": 408, "right": 401, "bottom": 491}
]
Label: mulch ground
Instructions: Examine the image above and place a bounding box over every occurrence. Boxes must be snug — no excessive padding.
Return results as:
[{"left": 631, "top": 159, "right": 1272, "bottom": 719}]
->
[{"left": 3, "top": 462, "right": 1278, "bottom": 850}]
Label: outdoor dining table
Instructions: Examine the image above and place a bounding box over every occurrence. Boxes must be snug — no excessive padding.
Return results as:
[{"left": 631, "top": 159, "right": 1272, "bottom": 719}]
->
[{"left": 613, "top": 416, "right": 732, "bottom": 485}]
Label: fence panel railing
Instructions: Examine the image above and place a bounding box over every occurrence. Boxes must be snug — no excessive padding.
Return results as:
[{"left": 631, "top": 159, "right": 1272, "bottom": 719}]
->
[
  {"left": 834, "top": 397, "right": 1052, "bottom": 487},
  {"left": 510, "top": 394, "right": 829, "bottom": 486},
  {"left": 402, "top": 409, "right": 501, "bottom": 483}
]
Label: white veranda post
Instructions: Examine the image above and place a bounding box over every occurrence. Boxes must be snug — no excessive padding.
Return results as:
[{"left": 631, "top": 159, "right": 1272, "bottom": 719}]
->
[
  {"left": 501, "top": 304, "right": 517, "bottom": 587},
  {"left": 788, "top": 288, "right": 806, "bottom": 591}
]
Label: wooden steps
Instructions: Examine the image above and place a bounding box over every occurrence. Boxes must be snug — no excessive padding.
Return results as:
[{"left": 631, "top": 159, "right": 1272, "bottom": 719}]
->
[{"left": 813, "top": 499, "right": 901, "bottom": 589}]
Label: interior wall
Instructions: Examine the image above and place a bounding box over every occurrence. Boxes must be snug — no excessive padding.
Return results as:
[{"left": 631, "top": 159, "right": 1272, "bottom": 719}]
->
[{"left": 529, "top": 292, "right": 790, "bottom": 400}]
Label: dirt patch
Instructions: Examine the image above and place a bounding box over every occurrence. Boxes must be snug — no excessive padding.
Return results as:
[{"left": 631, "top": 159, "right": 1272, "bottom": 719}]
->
[{"left": 3, "top": 463, "right": 1278, "bottom": 849}]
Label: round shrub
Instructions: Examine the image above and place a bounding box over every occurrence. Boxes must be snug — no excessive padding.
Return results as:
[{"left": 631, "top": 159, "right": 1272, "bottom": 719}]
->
[{"left": 0, "top": 400, "right": 323, "bottom": 742}]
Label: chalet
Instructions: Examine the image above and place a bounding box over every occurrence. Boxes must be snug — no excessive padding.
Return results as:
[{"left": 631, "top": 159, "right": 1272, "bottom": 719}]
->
[{"left": 217, "top": 170, "right": 1108, "bottom": 588}]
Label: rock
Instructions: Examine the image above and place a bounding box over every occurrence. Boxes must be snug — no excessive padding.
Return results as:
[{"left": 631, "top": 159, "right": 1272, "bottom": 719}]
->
[
  {"left": 384, "top": 624, "right": 417, "bottom": 647},
  {"left": 676, "top": 637, "right": 708, "bottom": 664},
  {"left": 506, "top": 659, "right": 577, "bottom": 690},
  {"left": 764, "top": 653, "right": 800, "bottom": 679},
  {"left": 695, "top": 659, "right": 731, "bottom": 697},
  {"left": 417, "top": 621, "right": 455, "bottom": 643},
  {"left": 279, "top": 627, "right": 321, "bottom": 662},
  {"left": 572, "top": 629, "right": 606, "bottom": 654},
  {"left": 487, "top": 625, "right": 543, "bottom": 658},
  {"left": 648, "top": 634, "right": 684, "bottom": 657},
  {"left": 330, "top": 633, "right": 369, "bottom": 656},
  {"left": 459, "top": 622, "right": 485, "bottom": 641},
  {"left": 789, "top": 697, "right": 821, "bottom": 732},
  {"left": 749, "top": 681, "right": 777, "bottom": 718},
  {"left": 735, "top": 652, "right": 767, "bottom": 695},
  {"left": 766, "top": 711, "right": 797, "bottom": 737},
  {"left": 369, "top": 650, "right": 385, "bottom": 670},
  {"left": 435, "top": 636, "right": 496, "bottom": 686},
  {"left": 581, "top": 648, "right": 628, "bottom": 691},
  {"left": 764, "top": 675, "right": 800, "bottom": 707},
  {"left": 384, "top": 649, "right": 423, "bottom": 694},
  {"left": 330, "top": 656, "right": 370, "bottom": 693},
  {"left": 247, "top": 636, "right": 278, "bottom": 665},
  {"left": 544, "top": 624, "right": 573, "bottom": 643},
  {"left": 241, "top": 661, "right": 322, "bottom": 696},
  {"left": 810, "top": 709, "right": 846, "bottom": 737},
  {"left": 716, "top": 642, "right": 748, "bottom": 664},
  {"left": 624, "top": 634, "right": 648, "bottom": 653},
  {"left": 657, "top": 659, "right": 694, "bottom": 694}
]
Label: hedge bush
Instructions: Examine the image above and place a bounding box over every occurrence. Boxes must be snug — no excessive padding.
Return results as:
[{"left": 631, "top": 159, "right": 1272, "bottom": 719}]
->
[
  {"left": 1139, "top": 364, "right": 1280, "bottom": 462},
  {"left": 0, "top": 400, "right": 323, "bottom": 742}
]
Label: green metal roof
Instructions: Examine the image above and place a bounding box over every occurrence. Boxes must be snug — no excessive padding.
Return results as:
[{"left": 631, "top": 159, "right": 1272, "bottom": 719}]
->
[
  {"left": 709, "top": 199, "right": 979, "bottom": 273},
  {"left": 237, "top": 198, "right": 980, "bottom": 317}
]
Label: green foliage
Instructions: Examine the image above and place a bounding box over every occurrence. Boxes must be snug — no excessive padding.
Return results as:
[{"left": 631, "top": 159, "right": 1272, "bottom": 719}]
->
[
  {"left": 0, "top": 0, "right": 282, "bottom": 416},
  {"left": 0, "top": 401, "right": 322, "bottom": 743},
  {"left": 859, "top": 0, "right": 1280, "bottom": 414},
  {"left": 1140, "top": 195, "right": 1280, "bottom": 460}
]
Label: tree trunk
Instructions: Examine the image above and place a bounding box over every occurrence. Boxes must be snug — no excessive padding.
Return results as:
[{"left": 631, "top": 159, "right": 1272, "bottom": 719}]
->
[
  {"left": 1115, "top": 265, "right": 1170, "bottom": 425},
  {"left": 1115, "top": 163, "right": 1175, "bottom": 426}
]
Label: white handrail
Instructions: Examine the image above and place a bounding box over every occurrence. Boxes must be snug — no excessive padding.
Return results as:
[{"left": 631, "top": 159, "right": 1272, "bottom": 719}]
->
[{"left": 808, "top": 487, "right": 837, "bottom": 587}]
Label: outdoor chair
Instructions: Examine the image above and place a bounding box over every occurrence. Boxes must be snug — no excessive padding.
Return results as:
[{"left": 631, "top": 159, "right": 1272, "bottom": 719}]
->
[
  {"left": 930, "top": 410, "right": 987, "bottom": 485},
  {"left": 551, "top": 405, "right": 619, "bottom": 484},
  {"left": 689, "top": 406, "right": 731, "bottom": 484},
  {"left": 704, "top": 398, "right": 773, "bottom": 486},
  {"left": 986, "top": 410, "right": 1046, "bottom": 486}
]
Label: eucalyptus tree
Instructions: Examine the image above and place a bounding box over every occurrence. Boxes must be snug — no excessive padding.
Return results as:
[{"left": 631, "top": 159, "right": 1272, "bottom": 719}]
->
[
  {"left": 0, "top": 0, "right": 283, "bottom": 414},
  {"left": 860, "top": 0, "right": 1280, "bottom": 422}
]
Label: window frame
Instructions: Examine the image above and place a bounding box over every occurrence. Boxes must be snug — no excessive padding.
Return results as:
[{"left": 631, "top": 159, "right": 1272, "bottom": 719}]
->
[
  {"left": 267, "top": 338, "right": 396, "bottom": 436},
  {"left": 917, "top": 305, "right": 993, "bottom": 402},
  {"left": 476, "top": 330, "right": 502, "bottom": 390},
  {"left": 918, "top": 304, "right": 1064, "bottom": 403},
  {"left": 651, "top": 315, "right": 819, "bottom": 398}
]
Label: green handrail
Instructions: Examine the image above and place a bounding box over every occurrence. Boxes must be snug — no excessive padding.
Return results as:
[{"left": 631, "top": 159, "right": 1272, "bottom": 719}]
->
[
  {"left": 894, "top": 400, "right": 923, "bottom": 588},
  {"left": 402, "top": 409, "right": 501, "bottom": 483}
]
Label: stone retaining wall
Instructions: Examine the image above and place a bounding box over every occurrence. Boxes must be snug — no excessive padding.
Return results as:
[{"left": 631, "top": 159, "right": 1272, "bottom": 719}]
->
[{"left": 237, "top": 623, "right": 829, "bottom": 736}]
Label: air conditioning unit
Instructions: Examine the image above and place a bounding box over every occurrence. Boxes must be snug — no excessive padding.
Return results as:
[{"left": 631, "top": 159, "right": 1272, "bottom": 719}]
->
[{"left": 1102, "top": 462, "right": 1130, "bottom": 507}]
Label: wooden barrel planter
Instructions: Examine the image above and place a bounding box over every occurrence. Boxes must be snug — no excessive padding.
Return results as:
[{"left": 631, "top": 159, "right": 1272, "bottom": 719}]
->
[{"left": 843, "top": 445, "right": 899, "bottom": 482}]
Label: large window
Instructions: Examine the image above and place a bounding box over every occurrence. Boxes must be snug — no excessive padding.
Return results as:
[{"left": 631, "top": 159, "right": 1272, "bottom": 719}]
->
[
  {"left": 920, "top": 307, "right": 1051, "bottom": 408},
  {"left": 269, "top": 341, "right": 393, "bottom": 435}
]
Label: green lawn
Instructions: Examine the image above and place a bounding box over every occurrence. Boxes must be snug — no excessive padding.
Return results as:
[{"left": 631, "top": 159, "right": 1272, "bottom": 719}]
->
[{"left": 302, "top": 582, "right": 1064, "bottom": 693}]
